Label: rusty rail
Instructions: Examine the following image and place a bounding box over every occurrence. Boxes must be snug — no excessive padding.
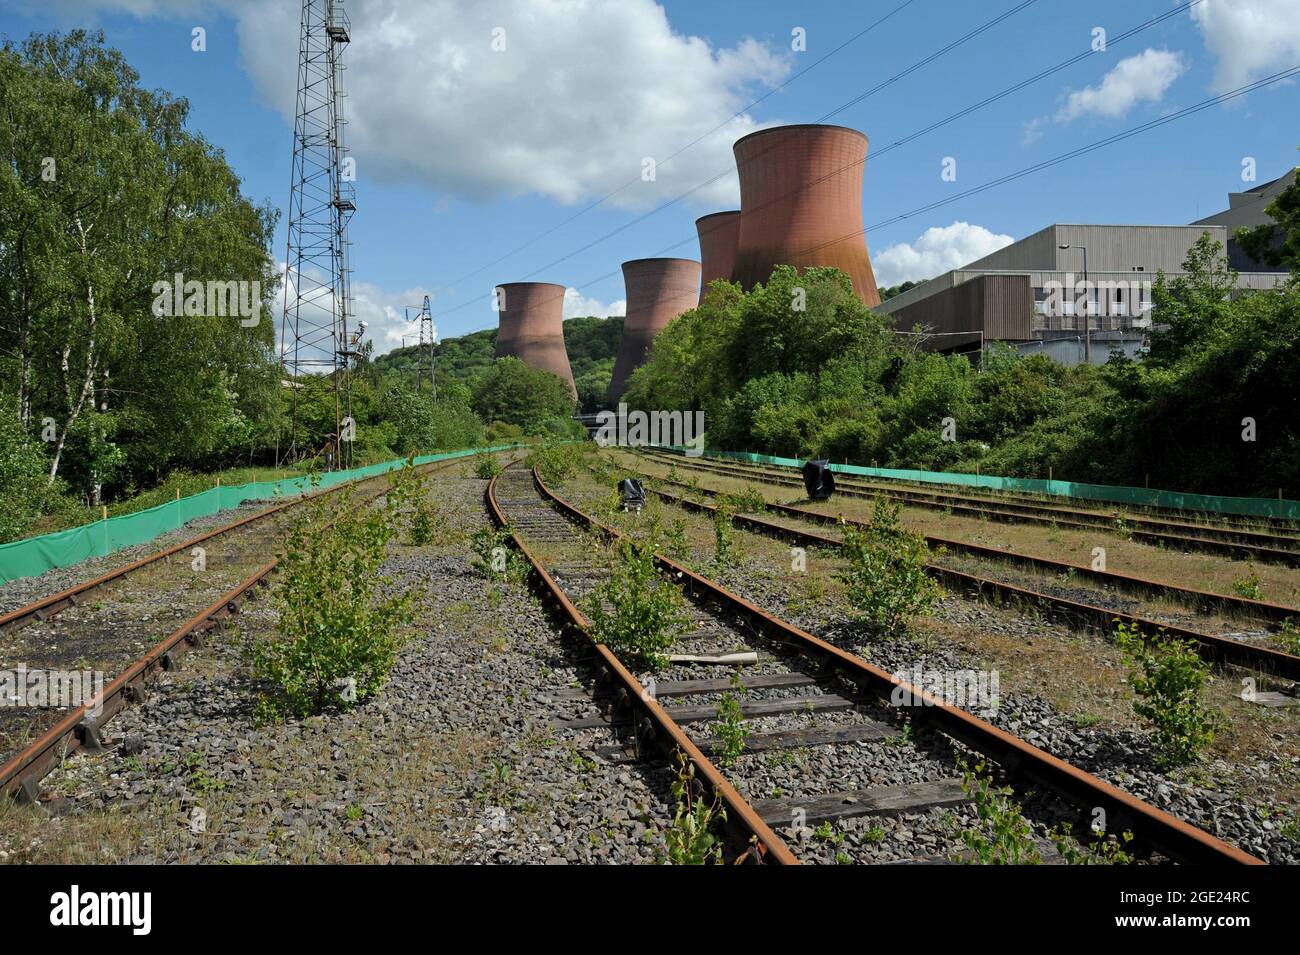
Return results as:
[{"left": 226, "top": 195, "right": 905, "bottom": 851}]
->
[
  {"left": 535, "top": 468, "right": 1263, "bottom": 865},
  {"left": 486, "top": 463, "right": 798, "bottom": 865}
]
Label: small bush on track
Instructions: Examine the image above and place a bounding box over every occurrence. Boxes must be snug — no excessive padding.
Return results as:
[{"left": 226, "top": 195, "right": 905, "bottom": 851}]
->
[
  {"left": 586, "top": 533, "right": 690, "bottom": 670},
  {"left": 954, "top": 759, "right": 1041, "bottom": 865},
  {"left": 1114, "top": 622, "right": 1220, "bottom": 769},
  {"left": 473, "top": 451, "right": 502, "bottom": 480},
  {"left": 254, "top": 488, "right": 417, "bottom": 719},
  {"left": 837, "top": 496, "right": 940, "bottom": 635},
  {"left": 664, "top": 755, "right": 725, "bottom": 865}
]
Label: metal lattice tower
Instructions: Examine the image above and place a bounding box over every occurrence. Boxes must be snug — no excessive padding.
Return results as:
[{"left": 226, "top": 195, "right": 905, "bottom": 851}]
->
[
  {"left": 278, "top": 0, "right": 357, "bottom": 469},
  {"left": 405, "top": 294, "right": 437, "bottom": 400}
]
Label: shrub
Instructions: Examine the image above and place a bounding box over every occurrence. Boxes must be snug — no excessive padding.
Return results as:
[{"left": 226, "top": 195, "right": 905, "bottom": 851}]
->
[
  {"left": 1276, "top": 619, "right": 1300, "bottom": 656},
  {"left": 837, "top": 496, "right": 940, "bottom": 634},
  {"left": 664, "top": 756, "right": 725, "bottom": 865},
  {"left": 1232, "top": 568, "right": 1262, "bottom": 600},
  {"left": 473, "top": 451, "right": 502, "bottom": 480},
  {"left": 254, "top": 489, "right": 416, "bottom": 718},
  {"left": 1114, "top": 622, "right": 1220, "bottom": 768},
  {"left": 469, "top": 525, "right": 526, "bottom": 581},
  {"left": 712, "top": 676, "right": 749, "bottom": 768},
  {"left": 586, "top": 534, "right": 690, "bottom": 670},
  {"left": 527, "top": 440, "right": 586, "bottom": 484},
  {"left": 955, "top": 760, "right": 1041, "bottom": 865},
  {"left": 712, "top": 501, "right": 736, "bottom": 568}
]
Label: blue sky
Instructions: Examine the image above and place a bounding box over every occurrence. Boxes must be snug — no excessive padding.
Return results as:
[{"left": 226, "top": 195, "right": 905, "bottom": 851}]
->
[{"left": 3, "top": 0, "right": 1298, "bottom": 352}]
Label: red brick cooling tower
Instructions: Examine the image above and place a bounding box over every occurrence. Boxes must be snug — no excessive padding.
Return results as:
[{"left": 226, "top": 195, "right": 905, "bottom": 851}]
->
[
  {"left": 606, "top": 258, "right": 700, "bottom": 403},
  {"left": 695, "top": 211, "right": 741, "bottom": 293},
  {"left": 493, "top": 282, "right": 576, "bottom": 397},
  {"left": 730, "top": 124, "right": 881, "bottom": 306}
]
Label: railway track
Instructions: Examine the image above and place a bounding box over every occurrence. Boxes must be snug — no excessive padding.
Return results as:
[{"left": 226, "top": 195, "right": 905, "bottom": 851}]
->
[
  {"left": 629, "top": 472, "right": 1300, "bottom": 684},
  {"left": 642, "top": 449, "right": 1300, "bottom": 567},
  {"left": 0, "top": 454, "right": 473, "bottom": 803},
  {"left": 488, "top": 462, "right": 1262, "bottom": 864}
]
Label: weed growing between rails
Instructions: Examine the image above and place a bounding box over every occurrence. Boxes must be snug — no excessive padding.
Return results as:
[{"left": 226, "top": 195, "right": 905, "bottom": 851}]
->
[
  {"left": 712, "top": 672, "right": 750, "bottom": 769},
  {"left": 953, "top": 760, "right": 1136, "bottom": 865},
  {"left": 1114, "top": 622, "right": 1222, "bottom": 769},
  {"left": 663, "top": 754, "right": 726, "bottom": 865},
  {"left": 469, "top": 525, "right": 529, "bottom": 582},
  {"left": 526, "top": 440, "right": 591, "bottom": 484},
  {"left": 252, "top": 485, "right": 419, "bottom": 721},
  {"left": 473, "top": 451, "right": 503, "bottom": 480},
  {"left": 386, "top": 457, "right": 457, "bottom": 546},
  {"left": 838, "top": 496, "right": 941, "bottom": 638},
  {"left": 585, "top": 531, "right": 691, "bottom": 670}
]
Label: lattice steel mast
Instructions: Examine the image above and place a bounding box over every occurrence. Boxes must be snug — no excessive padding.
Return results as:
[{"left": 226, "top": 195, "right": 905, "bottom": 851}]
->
[
  {"left": 406, "top": 294, "right": 437, "bottom": 400},
  {"left": 278, "top": 0, "right": 357, "bottom": 469}
]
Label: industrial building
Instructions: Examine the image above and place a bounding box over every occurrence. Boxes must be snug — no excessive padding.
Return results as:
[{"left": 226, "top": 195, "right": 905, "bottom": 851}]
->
[
  {"left": 730, "top": 124, "right": 881, "bottom": 306},
  {"left": 493, "top": 282, "right": 576, "bottom": 396},
  {"left": 877, "top": 170, "right": 1294, "bottom": 365},
  {"left": 607, "top": 258, "right": 700, "bottom": 402}
]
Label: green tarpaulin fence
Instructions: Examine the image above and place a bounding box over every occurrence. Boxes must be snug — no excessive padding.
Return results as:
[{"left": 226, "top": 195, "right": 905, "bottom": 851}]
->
[
  {"left": 651, "top": 445, "right": 1300, "bottom": 521},
  {"left": 0, "top": 445, "right": 515, "bottom": 586}
]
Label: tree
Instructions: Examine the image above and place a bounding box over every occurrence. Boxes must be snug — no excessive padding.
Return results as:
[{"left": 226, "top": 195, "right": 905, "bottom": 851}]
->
[
  {"left": 1236, "top": 161, "right": 1300, "bottom": 271},
  {"left": 471, "top": 357, "right": 574, "bottom": 432}
]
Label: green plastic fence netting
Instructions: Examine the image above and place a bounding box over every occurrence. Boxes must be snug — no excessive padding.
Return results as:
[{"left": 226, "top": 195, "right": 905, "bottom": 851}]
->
[
  {"left": 0, "top": 445, "right": 515, "bottom": 586},
  {"left": 650, "top": 445, "right": 1300, "bottom": 521}
]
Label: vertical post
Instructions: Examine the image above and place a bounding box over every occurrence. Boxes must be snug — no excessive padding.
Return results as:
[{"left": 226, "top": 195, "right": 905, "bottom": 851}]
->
[{"left": 102, "top": 505, "right": 109, "bottom": 553}]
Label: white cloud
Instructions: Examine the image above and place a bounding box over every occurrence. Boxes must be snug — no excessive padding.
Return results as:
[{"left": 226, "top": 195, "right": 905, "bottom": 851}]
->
[
  {"left": 873, "top": 222, "right": 1014, "bottom": 288},
  {"left": 277, "top": 261, "right": 435, "bottom": 356},
  {"left": 226, "top": 0, "right": 790, "bottom": 209},
  {"left": 1055, "top": 48, "right": 1187, "bottom": 122},
  {"left": 1190, "top": 0, "right": 1300, "bottom": 93},
  {"left": 563, "top": 287, "right": 625, "bottom": 319}
]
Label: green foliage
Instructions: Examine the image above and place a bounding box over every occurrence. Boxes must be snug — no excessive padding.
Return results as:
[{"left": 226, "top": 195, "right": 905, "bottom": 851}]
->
[
  {"left": 0, "top": 407, "right": 62, "bottom": 541},
  {"left": 254, "top": 489, "right": 416, "bottom": 718},
  {"left": 1276, "top": 619, "right": 1300, "bottom": 656},
  {"left": 469, "top": 525, "right": 526, "bottom": 581},
  {"left": 664, "top": 756, "right": 725, "bottom": 865},
  {"left": 1236, "top": 161, "right": 1300, "bottom": 270},
  {"left": 624, "top": 242, "right": 1300, "bottom": 500},
  {"left": 1114, "top": 622, "right": 1220, "bottom": 768},
  {"left": 712, "top": 501, "right": 736, "bottom": 568},
  {"left": 473, "top": 451, "right": 502, "bottom": 479},
  {"left": 1050, "top": 826, "right": 1135, "bottom": 865},
  {"left": 712, "top": 675, "right": 749, "bottom": 769},
  {"left": 526, "top": 440, "right": 587, "bottom": 484},
  {"left": 837, "top": 497, "right": 940, "bottom": 634},
  {"left": 471, "top": 356, "right": 575, "bottom": 433},
  {"left": 586, "top": 534, "right": 690, "bottom": 670},
  {"left": 955, "top": 760, "right": 1041, "bottom": 865},
  {"left": 1231, "top": 568, "right": 1262, "bottom": 600}
]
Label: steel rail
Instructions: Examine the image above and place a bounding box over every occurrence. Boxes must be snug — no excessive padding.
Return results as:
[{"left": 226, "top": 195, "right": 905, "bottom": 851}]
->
[
  {"left": 0, "top": 456, "right": 468, "bottom": 801},
  {"left": 642, "top": 451, "right": 1300, "bottom": 567},
  {"left": 485, "top": 463, "right": 798, "bottom": 864},
  {"left": 647, "top": 483, "right": 1300, "bottom": 683},
  {"left": 643, "top": 468, "right": 1300, "bottom": 627},
  {"left": 0, "top": 457, "right": 461, "bottom": 635},
  {"left": 643, "top": 448, "right": 1300, "bottom": 539},
  {"left": 534, "top": 468, "right": 1262, "bottom": 864}
]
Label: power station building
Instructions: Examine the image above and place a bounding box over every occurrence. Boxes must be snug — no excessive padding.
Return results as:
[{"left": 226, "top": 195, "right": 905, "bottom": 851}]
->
[
  {"left": 606, "top": 258, "right": 700, "bottom": 402},
  {"left": 493, "top": 282, "right": 576, "bottom": 396},
  {"left": 730, "top": 124, "right": 881, "bottom": 306},
  {"left": 876, "top": 169, "right": 1294, "bottom": 366}
]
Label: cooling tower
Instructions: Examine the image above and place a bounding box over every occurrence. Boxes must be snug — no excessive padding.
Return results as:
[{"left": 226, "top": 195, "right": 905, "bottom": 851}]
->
[
  {"left": 606, "top": 258, "right": 701, "bottom": 403},
  {"left": 493, "top": 282, "right": 576, "bottom": 397},
  {"left": 695, "top": 211, "right": 741, "bottom": 293},
  {"left": 730, "top": 124, "right": 881, "bottom": 306}
]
